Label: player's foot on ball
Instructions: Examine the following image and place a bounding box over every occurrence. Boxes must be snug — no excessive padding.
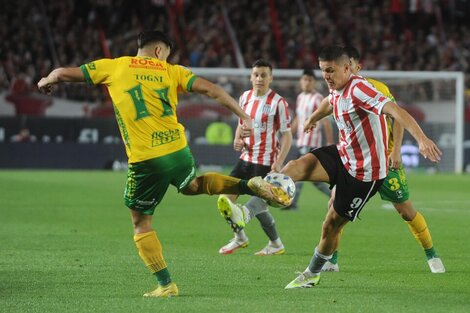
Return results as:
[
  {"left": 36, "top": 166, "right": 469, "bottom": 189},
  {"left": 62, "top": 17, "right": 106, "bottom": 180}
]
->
[
  {"left": 321, "top": 261, "right": 339, "bottom": 272},
  {"left": 247, "top": 176, "right": 292, "bottom": 207},
  {"left": 219, "top": 237, "right": 249, "bottom": 255},
  {"left": 143, "top": 282, "right": 179, "bottom": 298},
  {"left": 285, "top": 270, "right": 321, "bottom": 289},
  {"left": 254, "top": 242, "right": 285, "bottom": 256},
  {"left": 427, "top": 257, "right": 445, "bottom": 273},
  {"left": 217, "top": 195, "right": 246, "bottom": 232}
]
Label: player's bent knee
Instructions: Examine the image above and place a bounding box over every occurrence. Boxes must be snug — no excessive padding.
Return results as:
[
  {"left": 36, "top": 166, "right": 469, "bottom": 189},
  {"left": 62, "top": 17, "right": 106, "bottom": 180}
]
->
[
  {"left": 322, "top": 209, "right": 347, "bottom": 237},
  {"left": 282, "top": 159, "right": 303, "bottom": 181},
  {"left": 181, "top": 178, "right": 200, "bottom": 195},
  {"left": 181, "top": 173, "right": 220, "bottom": 196},
  {"left": 393, "top": 201, "right": 416, "bottom": 221},
  {"left": 321, "top": 219, "right": 336, "bottom": 236},
  {"left": 130, "top": 209, "right": 153, "bottom": 233}
]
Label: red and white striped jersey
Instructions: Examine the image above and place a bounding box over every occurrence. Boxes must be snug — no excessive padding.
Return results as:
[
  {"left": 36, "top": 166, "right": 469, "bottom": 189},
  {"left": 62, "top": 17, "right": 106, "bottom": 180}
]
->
[
  {"left": 329, "top": 75, "right": 390, "bottom": 182},
  {"left": 296, "top": 91, "right": 324, "bottom": 148},
  {"left": 239, "top": 89, "right": 291, "bottom": 166}
]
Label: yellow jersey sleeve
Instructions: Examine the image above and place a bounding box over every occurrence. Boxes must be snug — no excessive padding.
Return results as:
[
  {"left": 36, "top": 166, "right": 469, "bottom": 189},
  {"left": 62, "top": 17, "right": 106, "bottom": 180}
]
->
[
  {"left": 366, "top": 77, "right": 396, "bottom": 155},
  {"left": 366, "top": 78, "right": 396, "bottom": 103},
  {"left": 80, "top": 59, "right": 115, "bottom": 85},
  {"left": 170, "top": 64, "right": 197, "bottom": 92}
]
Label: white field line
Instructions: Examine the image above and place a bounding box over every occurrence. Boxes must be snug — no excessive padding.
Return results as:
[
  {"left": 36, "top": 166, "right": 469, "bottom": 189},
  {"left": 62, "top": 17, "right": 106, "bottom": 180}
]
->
[{"left": 380, "top": 200, "right": 470, "bottom": 213}]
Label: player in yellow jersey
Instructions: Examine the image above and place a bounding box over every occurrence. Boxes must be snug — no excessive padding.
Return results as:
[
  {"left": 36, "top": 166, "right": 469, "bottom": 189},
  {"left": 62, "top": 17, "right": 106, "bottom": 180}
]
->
[
  {"left": 37, "top": 30, "right": 291, "bottom": 298},
  {"left": 321, "top": 46, "right": 445, "bottom": 274}
]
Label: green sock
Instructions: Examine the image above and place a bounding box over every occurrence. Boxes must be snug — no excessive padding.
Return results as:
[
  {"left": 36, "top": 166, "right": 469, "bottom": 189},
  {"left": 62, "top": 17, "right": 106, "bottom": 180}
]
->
[
  {"left": 329, "top": 251, "right": 339, "bottom": 264},
  {"left": 424, "top": 247, "right": 437, "bottom": 260},
  {"left": 239, "top": 179, "right": 255, "bottom": 196},
  {"left": 154, "top": 268, "right": 172, "bottom": 286}
]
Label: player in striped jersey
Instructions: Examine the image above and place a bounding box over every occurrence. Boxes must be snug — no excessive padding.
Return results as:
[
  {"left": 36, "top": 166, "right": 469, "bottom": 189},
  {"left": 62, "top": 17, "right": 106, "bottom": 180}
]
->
[
  {"left": 37, "top": 31, "right": 289, "bottom": 298},
  {"left": 284, "top": 69, "right": 334, "bottom": 210},
  {"left": 217, "top": 59, "right": 292, "bottom": 256},
  {"left": 322, "top": 46, "right": 445, "bottom": 273},
  {"left": 284, "top": 45, "right": 441, "bottom": 289}
]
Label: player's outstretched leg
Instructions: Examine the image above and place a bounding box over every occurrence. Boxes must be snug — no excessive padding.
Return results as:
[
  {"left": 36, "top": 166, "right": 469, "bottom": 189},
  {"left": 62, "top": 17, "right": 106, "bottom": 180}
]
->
[
  {"left": 286, "top": 207, "right": 347, "bottom": 289},
  {"left": 182, "top": 173, "right": 290, "bottom": 207},
  {"left": 131, "top": 211, "right": 179, "bottom": 298},
  {"left": 408, "top": 212, "right": 445, "bottom": 273},
  {"left": 250, "top": 198, "right": 285, "bottom": 255},
  {"left": 393, "top": 200, "right": 445, "bottom": 273},
  {"left": 247, "top": 176, "right": 292, "bottom": 207},
  {"left": 217, "top": 195, "right": 247, "bottom": 233}
]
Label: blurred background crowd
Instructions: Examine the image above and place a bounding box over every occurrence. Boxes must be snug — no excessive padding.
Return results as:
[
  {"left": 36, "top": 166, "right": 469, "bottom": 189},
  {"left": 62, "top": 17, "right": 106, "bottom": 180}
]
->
[
  {"left": 1, "top": 0, "right": 469, "bottom": 102},
  {"left": 1, "top": 0, "right": 469, "bottom": 170}
]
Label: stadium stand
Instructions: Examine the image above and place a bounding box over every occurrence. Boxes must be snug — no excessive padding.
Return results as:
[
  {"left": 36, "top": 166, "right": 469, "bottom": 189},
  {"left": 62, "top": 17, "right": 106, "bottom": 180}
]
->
[
  {"left": 0, "top": 0, "right": 469, "bottom": 170},
  {"left": 1, "top": 0, "right": 468, "bottom": 102}
]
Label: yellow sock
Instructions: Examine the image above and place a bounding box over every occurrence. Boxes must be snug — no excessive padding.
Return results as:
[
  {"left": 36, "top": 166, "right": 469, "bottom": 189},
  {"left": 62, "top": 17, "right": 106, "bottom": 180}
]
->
[
  {"left": 134, "top": 230, "right": 167, "bottom": 273},
  {"left": 196, "top": 172, "right": 241, "bottom": 195},
  {"left": 406, "top": 212, "right": 433, "bottom": 249}
]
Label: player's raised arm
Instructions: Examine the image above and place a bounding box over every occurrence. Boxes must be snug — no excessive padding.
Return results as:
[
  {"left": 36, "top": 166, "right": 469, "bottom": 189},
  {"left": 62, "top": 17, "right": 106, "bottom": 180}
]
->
[
  {"left": 322, "top": 116, "right": 334, "bottom": 145},
  {"left": 389, "top": 119, "right": 405, "bottom": 169},
  {"left": 382, "top": 102, "right": 441, "bottom": 162},
  {"left": 191, "top": 77, "right": 252, "bottom": 137},
  {"left": 37, "top": 67, "right": 85, "bottom": 95},
  {"left": 233, "top": 125, "right": 245, "bottom": 152},
  {"left": 304, "top": 97, "right": 333, "bottom": 133}
]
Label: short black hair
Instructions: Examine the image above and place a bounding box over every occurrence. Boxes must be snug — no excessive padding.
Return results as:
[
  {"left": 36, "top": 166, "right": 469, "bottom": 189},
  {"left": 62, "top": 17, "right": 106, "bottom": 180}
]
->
[
  {"left": 302, "top": 68, "right": 316, "bottom": 78},
  {"left": 252, "top": 59, "right": 273, "bottom": 72},
  {"left": 137, "top": 30, "right": 173, "bottom": 49},
  {"left": 343, "top": 46, "right": 361, "bottom": 60},
  {"left": 318, "top": 45, "right": 348, "bottom": 62}
]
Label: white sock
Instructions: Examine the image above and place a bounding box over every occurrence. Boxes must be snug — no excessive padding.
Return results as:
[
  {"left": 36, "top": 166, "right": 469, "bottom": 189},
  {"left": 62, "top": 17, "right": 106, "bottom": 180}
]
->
[
  {"left": 270, "top": 238, "right": 282, "bottom": 247},
  {"left": 235, "top": 229, "right": 248, "bottom": 242},
  {"left": 241, "top": 205, "right": 251, "bottom": 224}
]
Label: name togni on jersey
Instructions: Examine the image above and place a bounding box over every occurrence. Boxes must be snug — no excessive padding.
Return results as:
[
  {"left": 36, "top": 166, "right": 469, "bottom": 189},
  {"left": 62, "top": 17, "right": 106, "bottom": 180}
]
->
[
  {"left": 152, "top": 129, "right": 181, "bottom": 147},
  {"left": 134, "top": 74, "right": 164, "bottom": 83}
]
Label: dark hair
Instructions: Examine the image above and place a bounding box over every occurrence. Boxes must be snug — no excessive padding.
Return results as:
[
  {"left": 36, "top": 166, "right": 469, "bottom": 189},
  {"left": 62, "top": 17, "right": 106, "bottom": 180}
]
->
[
  {"left": 252, "top": 59, "right": 273, "bottom": 72},
  {"left": 318, "top": 45, "right": 348, "bottom": 62},
  {"left": 137, "top": 30, "right": 173, "bottom": 49},
  {"left": 302, "top": 68, "right": 316, "bottom": 78},
  {"left": 343, "top": 46, "right": 361, "bottom": 60}
]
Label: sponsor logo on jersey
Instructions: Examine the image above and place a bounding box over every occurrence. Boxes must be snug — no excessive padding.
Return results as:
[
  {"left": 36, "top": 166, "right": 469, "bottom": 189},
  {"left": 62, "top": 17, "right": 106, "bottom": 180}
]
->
[
  {"left": 136, "top": 199, "right": 156, "bottom": 205},
  {"left": 152, "top": 129, "right": 181, "bottom": 147},
  {"left": 262, "top": 104, "right": 272, "bottom": 115},
  {"left": 129, "top": 58, "right": 165, "bottom": 70}
]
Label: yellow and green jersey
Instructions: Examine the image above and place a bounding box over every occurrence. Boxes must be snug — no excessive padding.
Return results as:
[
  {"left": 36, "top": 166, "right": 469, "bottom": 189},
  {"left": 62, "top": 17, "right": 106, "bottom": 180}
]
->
[
  {"left": 80, "top": 56, "right": 197, "bottom": 163},
  {"left": 366, "top": 77, "right": 396, "bottom": 155}
]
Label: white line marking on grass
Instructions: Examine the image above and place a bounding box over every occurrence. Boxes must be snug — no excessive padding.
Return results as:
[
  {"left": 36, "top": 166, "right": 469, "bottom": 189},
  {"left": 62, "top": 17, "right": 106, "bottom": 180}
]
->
[
  {"left": 380, "top": 200, "right": 470, "bottom": 214},
  {"left": 381, "top": 204, "right": 395, "bottom": 210}
]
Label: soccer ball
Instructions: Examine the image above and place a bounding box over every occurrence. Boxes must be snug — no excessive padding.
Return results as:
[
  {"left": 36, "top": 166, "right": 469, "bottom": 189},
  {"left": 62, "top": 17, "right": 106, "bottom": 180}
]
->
[{"left": 263, "top": 173, "right": 296, "bottom": 208}]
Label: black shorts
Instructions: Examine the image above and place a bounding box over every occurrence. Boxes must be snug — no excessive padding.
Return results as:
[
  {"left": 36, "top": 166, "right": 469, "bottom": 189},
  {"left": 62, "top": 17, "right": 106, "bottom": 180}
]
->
[
  {"left": 230, "top": 159, "right": 271, "bottom": 180},
  {"left": 311, "top": 145, "right": 384, "bottom": 221}
]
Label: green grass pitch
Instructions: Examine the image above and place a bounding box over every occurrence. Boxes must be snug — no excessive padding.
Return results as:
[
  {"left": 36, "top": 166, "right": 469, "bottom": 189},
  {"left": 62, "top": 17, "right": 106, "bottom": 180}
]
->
[{"left": 1, "top": 170, "right": 469, "bottom": 312}]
